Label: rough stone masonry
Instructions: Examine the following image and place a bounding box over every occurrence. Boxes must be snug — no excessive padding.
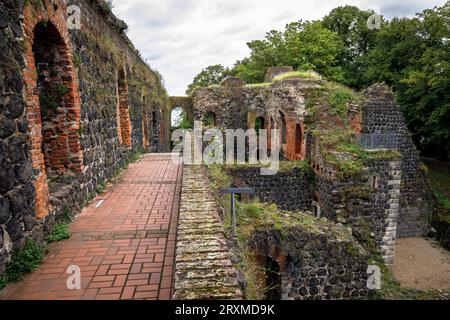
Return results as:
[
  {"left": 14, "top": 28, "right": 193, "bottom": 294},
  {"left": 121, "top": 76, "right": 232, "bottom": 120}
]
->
[{"left": 0, "top": 0, "right": 171, "bottom": 273}]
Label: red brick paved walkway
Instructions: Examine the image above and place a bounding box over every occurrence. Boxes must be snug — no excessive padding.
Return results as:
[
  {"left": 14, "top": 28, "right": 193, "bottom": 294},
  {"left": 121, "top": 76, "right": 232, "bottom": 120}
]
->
[{"left": 0, "top": 154, "right": 182, "bottom": 300}]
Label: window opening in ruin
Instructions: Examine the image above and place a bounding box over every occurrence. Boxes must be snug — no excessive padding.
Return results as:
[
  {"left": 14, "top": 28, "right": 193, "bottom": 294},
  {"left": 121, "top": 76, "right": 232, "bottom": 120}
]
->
[
  {"left": 171, "top": 106, "right": 183, "bottom": 128},
  {"left": 255, "top": 117, "right": 265, "bottom": 135},
  {"left": 279, "top": 112, "right": 286, "bottom": 145},
  {"left": 203, "top": 112, "right": 216, "bottom": 127},
  {"left": 265, "top": 257, "right": 282, "bottom": 300},
  {"left": 295, "top": 123, "right": 302, "bottom": 155}
]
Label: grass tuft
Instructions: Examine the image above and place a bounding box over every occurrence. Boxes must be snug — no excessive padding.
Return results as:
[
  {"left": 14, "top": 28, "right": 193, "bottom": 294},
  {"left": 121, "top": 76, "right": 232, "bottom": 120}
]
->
[{"left": 0, "top": 239, "right": 47, "bottom": 290}]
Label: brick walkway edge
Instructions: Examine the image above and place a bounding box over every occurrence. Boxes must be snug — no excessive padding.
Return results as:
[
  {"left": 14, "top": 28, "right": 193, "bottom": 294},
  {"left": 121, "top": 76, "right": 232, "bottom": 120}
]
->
[{"left": 0, "top": 154, "right": 182, "bottom": 300}]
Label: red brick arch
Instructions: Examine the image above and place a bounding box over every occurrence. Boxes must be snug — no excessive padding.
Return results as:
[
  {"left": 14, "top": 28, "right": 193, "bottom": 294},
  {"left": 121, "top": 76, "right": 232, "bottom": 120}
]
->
[
  {"left": 117, "top": 66, "right": 132, "bottom": 147},
  {"left": 23, "top": 1, "right": 83, "bottom": 218}
]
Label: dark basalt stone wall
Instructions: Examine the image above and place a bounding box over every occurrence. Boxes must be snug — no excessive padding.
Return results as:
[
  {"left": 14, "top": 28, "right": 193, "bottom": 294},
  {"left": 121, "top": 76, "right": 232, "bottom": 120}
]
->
[
  {"left": 0, "top": 0, "right": 33, "bottom": 274},
  {"left": 249, "top": 227, "right": 369, "bottom": 300},
  {"left": 0, "top": 0, "right": 169, "bottom": 273},
  {"left": 363, "top": 84, "right": 432, "bottom": 237},
  {"left": 227, "top": 166, "right": 313, "bottom": 212}
]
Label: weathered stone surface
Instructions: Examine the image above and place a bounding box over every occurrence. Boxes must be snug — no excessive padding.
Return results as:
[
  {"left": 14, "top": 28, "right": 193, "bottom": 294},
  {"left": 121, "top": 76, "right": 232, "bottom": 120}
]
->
[
  {"left": 173, "top": 165, "right": 242, "bottom": 300},
  {"left": 265, "top": 66, "right": 294, "bottom": 82},
  {"left": 221, "top": 77, "right": 245, "bottom": 87},
  {"left": 0, "top": 0, "right": 170, "bottom": 273}
]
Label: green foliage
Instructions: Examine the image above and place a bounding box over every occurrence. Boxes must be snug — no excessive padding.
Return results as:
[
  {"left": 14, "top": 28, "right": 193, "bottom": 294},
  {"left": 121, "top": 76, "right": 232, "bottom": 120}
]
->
[
  {"left": 363, "top": 3, "right": 450, "bottom": 160},
  {"left": 96, "top": 182, "right": 106, "bottom": 194},
  {"left": 329, "top": 91, "right": 352, "bottom": 119},
  {"left": 0, "top": 239, "right": 47, "bottom": 290},
  {"left": 426, "top": 162, "right": 450, "bottom": 209},
  {"left": 188, "top": 2, "right": 450, "bottom": 160},
  {"left": 231, "top": 21, "right": 345, "bottom": 83},
  {"left": 46, "top": 223, "right": 71, "bottom": 243},
  {"left": 186, "top": 64, "right": 232, "bottom": 95},
  {"left": 39, "top": 84, "right": 69, "bottom": 117},
  {"left": 73, "top": 52, "right": 82, "bottom": 69}
]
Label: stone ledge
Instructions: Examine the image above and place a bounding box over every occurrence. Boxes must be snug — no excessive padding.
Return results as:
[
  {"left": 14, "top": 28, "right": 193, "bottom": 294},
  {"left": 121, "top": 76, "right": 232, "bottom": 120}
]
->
[{"left": 173, "top": 165, "right": 242, "bottom": 300}]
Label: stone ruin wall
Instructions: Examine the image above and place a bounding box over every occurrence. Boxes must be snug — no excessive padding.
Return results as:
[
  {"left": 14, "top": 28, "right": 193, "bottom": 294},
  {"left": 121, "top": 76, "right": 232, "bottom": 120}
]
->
[
  {"left": 363, "top": 85, "right": 433, "bottom": 238},
  {"left": 227, "top": 166, "right": 312, "bottom": 212},
  {"left": 191, "top": 78, "right": 432, "bottom": 265},
  {"left": 248, "top": 227, "right": 370, "bottom": 300},
  {"left": 192, "top": 78, "right": 318, "bottom": 161},
  {"left": 0, "top": 0, "right": 170, "bottom": 273}
]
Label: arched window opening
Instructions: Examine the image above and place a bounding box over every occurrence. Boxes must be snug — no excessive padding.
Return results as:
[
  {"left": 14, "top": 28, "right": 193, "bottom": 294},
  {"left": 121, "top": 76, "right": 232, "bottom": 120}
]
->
[
  {"left": 171, "top": 106, "right": 183, "bottom": 128},
  {"left": 117, "top": 67, "right": 132, "bottom": 147},
  {"left": 265, "top": 257, "right": 282, "bottom": 300},
  {"left": 295, "top": 123, "right": 303, "bottom": 155},
  {"left": 33, "top": 21, "right": 82, "bottom": 177},
  {"left": 255, "top": 117, "right": 265, "bottom": 135},
  {"left": 203, "top": 111, "right": 216, "bottom": 128}
]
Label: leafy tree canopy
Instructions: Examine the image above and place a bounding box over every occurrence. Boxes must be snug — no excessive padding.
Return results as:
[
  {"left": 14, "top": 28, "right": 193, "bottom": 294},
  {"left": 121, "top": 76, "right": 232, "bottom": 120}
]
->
[{"left": 185, "top": 2, "right": 450, "bottom": 159}]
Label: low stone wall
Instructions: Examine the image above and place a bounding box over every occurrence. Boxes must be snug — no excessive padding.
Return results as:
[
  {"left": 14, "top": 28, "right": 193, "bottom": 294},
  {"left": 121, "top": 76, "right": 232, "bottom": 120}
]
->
[
  {"left": 227, "top": 165, "right": 313, "bottom": 212},
  {"left": 173, "top": 165, "right": 242, "bottom": 300},
  {"left": 248, "top": 217, "right": 370, "bottom": 300}
]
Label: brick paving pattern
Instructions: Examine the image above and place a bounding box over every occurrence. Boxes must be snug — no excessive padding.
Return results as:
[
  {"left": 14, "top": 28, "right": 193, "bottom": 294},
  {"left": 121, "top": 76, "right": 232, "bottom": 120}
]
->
[
  {"left": 0, "top": 154, "right": 181, "bottom": 300},
  {"left": 173, "top": 165, "right": 242, "bottom": 300}
]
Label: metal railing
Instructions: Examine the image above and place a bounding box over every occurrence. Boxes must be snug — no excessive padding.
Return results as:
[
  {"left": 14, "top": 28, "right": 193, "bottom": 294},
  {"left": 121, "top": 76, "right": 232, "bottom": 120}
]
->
[{"left": 353, "top": 134, "right": 401, "bottom": 150}]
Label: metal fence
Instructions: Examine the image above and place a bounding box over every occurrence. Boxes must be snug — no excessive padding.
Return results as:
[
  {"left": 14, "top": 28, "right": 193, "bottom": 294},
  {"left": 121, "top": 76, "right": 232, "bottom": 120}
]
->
[{"left": 353, "top": 134, "right": 401, "bottom": 150}]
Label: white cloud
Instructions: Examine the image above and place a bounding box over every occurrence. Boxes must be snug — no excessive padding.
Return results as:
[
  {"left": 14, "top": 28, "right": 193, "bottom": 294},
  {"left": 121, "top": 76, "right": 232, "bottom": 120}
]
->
[{"left": 111, "top": 0, "right": 447, "bottom": 96}]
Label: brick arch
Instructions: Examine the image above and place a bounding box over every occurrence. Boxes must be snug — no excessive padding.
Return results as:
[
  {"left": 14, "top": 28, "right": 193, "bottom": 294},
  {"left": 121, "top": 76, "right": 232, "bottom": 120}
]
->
[
  {"left": 116, "top": 65, "right": 132, "bottom": 147},
  {"left": 23, "top": 2, "right": 83, "bottom": 219}
]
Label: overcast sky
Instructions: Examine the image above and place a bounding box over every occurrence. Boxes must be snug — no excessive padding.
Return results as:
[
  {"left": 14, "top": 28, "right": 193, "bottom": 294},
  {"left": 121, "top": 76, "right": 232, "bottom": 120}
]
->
[{"left": 111, "top": 0, "right": 447, "bottom": 96}]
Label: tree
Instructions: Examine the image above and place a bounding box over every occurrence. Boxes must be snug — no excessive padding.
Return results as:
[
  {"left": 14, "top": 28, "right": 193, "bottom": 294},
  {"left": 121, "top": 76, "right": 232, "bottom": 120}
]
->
[
  {"left": 322, "top": 6, "right": 384, "bottom": 88},
  {"left": 186, "top": 64, "right": 231, "bottom": 95},
  {"left": 396, "top": 3, "right": 450, "bottom": 159},
  {"left": 232, "top": 21, "right": 345, "bottom": 83}
]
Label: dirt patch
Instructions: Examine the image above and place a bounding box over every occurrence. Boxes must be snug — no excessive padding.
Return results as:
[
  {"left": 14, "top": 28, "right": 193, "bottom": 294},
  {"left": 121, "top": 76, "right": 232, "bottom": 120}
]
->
[{"left": 392, "top": 238, "right": 450, "bottom": 290}]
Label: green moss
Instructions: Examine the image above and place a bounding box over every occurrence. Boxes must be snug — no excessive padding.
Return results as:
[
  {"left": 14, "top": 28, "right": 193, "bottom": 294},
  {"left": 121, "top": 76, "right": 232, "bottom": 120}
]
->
[
  {"left": 272, "top": 70, "right": 322, "bottom": 82},
  {"left": 339, "top": 186, "right": 375, "bottom": 201},
  {"left": 329, "top": 91, "right": 352, "bottom": 120},
  {"left": 0, "top": 239, "right": 47, "bottom": 290},
  {"left": 245, "top": 82, "right": 271, "bottom": 88},
  {"left": 39, "top": 83, "right": 69, "bottom": 117}
]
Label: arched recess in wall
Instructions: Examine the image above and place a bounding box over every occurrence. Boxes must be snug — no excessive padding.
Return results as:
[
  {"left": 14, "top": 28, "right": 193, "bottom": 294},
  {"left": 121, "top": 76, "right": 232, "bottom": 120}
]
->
[
  {"left": 279, "top": 112, "right": 287, "bottom": 145},
  {"left": 295, "top": 123, "right": 303, "bottom": 155},
  {"left": 142, "top": 109, "right": 149, "bottom": 149},
  {"left": 265, "top": 257, "right": 282, "bottom": 300},
  {"left": 203, "top": 111, "right": 216, "bottom": 128},
  {"left": 25, "top": 20, "right": 84, "bottom": 218},
  {"left": 150, "top": 110, "right": 161, "bottom": 151},
  {"left": 117, "top": 66, "right": 132, "bottom": 147}
]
